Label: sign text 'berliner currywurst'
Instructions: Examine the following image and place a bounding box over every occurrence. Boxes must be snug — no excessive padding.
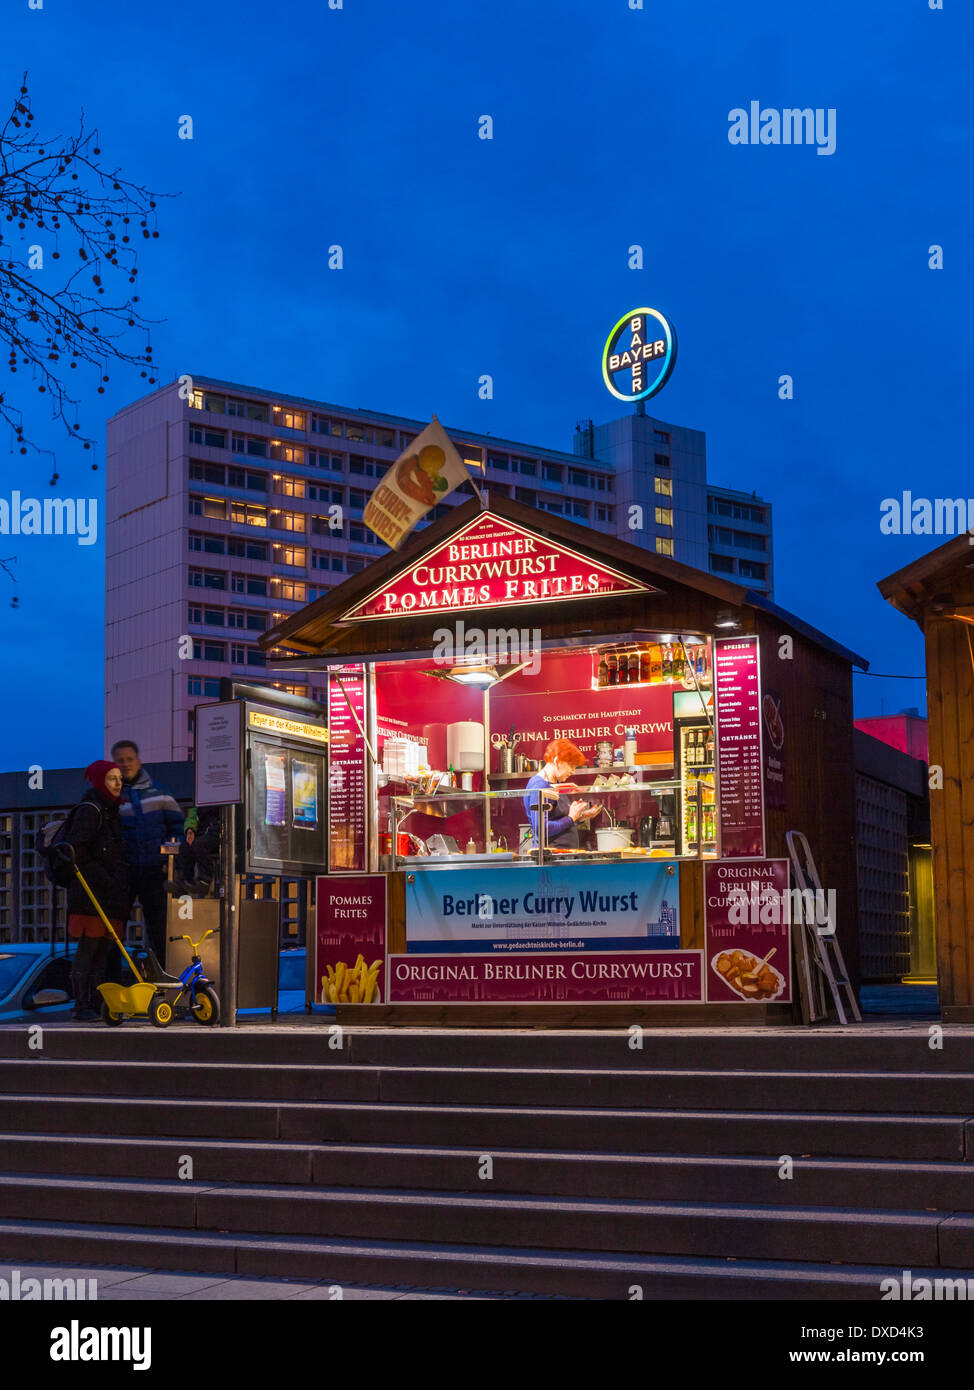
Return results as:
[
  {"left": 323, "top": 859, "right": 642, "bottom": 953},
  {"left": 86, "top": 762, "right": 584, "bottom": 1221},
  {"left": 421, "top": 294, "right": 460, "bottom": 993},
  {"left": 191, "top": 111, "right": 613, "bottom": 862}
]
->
[{"left": 339, "top": 513, "right": 657, "bottom": 622}]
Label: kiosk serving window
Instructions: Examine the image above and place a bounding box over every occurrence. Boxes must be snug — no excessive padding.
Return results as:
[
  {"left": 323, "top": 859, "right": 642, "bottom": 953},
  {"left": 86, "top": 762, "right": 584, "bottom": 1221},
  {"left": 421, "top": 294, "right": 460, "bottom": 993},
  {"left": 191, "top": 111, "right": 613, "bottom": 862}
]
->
[{"left": 371, "top": 635, "right": 718, "bottom": 866}]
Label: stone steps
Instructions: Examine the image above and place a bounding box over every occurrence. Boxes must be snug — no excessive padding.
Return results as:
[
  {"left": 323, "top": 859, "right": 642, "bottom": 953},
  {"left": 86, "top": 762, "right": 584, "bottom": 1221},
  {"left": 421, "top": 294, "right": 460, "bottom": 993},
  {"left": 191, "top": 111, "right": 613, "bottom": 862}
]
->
[
  {"left": 1, "top": 1024, "right": 972, "bottom": 1296},
  {"left": 4, "top": 1132, "right": 974, "bottom": 1208},
  {"left": 0, "top": 1218, "right": 966, "bottom": 1300},
  {"left": 1, "top": 1058, "right": 972, "bottom": 1113}
]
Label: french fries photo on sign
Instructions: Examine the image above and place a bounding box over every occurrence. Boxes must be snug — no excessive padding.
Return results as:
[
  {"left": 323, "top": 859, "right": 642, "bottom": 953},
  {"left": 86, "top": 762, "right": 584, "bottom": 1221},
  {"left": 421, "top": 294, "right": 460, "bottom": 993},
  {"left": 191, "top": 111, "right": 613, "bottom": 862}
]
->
[{"left": 363, "top": 416, "right": 471, "bottom": 548}]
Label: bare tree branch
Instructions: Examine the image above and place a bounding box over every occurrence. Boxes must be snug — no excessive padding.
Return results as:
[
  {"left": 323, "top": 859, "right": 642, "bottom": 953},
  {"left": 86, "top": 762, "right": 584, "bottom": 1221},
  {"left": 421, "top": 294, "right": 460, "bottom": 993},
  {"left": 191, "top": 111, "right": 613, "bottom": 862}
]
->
[
  {"left": 0, "top": 555, "right": 17, "bottom": 609},
  {"left": 0, "top": 71, "right": 172, "bottom": 474}
]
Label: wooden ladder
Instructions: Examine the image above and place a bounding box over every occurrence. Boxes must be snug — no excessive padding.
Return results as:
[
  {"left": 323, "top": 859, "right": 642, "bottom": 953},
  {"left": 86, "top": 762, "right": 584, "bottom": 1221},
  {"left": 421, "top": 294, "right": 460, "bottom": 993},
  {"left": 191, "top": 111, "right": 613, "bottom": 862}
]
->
[{"left": 786, "top": 830, "right": 861, "bottom": 1025}]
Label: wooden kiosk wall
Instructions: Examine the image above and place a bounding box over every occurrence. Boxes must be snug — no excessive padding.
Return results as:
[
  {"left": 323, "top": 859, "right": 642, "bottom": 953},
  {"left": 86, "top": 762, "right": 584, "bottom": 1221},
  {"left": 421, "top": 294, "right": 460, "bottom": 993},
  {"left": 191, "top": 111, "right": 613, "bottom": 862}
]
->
[
  {"left": 265, "top": 496, "right": 861, "bottom": 1026},
  {"left": 337, "top": 602, "right": 859, "bottom": 1027},
  {"left": 880, "top": 537, "right": 974, "bottom": 1018}
]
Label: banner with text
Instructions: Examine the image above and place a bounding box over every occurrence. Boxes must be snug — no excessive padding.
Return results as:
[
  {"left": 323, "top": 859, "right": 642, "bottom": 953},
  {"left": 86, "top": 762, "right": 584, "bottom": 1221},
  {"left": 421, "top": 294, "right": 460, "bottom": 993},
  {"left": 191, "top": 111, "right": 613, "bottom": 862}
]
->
[
  {"left": 704, "top": 858, "right": 791, "bottom": 1003},
  {"left": 315, "top": 875, "right": 386, "bottom": 1005},
  {"left": 342, "top": 510, "right": 656, "bottom": 622},
  {"left": 388, "top": 949, "right": 703, "bottom": 1003},
  {"left": 405, "top": 861, "right": 679, "bottom": 953}
]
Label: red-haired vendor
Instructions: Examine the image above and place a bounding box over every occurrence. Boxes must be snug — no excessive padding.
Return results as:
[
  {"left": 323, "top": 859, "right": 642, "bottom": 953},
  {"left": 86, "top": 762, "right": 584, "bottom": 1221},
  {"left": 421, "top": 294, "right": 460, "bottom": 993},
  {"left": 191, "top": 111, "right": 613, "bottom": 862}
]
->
[{"left": 523, "top": 738, "right": 600, "bottom": 850}]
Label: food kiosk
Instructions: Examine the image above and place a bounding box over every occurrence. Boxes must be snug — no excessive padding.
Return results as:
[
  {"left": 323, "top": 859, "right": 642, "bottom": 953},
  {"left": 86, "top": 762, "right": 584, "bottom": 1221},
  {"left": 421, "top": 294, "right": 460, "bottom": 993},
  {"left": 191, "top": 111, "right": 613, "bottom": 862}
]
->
[{"left": 260, "top": 494, "right": 865, "bottom": 1024}]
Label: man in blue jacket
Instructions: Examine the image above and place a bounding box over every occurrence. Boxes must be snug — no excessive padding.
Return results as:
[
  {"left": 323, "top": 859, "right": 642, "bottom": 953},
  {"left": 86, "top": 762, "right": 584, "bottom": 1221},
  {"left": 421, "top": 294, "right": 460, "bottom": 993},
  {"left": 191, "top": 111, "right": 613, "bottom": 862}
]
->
[{"left": 111, "top": 740, "right": 184, "bottom": 960}]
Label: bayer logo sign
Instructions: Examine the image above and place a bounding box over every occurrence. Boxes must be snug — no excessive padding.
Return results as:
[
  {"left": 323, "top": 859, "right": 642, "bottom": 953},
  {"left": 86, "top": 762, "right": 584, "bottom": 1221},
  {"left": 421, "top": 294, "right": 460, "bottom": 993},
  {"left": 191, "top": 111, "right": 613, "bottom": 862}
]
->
[{"left": 602, "top": 307, "right": 677, "bottom": 404}]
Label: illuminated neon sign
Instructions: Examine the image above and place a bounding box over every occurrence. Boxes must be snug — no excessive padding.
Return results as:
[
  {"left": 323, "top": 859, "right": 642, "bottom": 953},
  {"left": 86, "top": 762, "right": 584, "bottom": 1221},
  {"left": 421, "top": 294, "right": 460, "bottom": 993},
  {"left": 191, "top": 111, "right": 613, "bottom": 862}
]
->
[{"left": 602, "top": 307, "right": 677, "bottom": 403}]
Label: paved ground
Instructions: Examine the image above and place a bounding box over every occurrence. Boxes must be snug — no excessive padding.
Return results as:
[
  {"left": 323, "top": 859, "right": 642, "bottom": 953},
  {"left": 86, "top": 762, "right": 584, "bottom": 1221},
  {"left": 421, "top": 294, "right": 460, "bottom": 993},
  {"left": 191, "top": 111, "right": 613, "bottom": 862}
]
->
[{"left": 0, "top": 1261, "right": 563, "bottom": 1300}]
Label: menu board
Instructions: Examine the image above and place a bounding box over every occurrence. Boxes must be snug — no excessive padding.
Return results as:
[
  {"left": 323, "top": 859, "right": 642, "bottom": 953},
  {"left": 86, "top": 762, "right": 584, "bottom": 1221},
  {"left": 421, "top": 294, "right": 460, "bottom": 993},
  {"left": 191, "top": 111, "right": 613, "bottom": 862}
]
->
[
  {"left": 714, "top": 636, "right": 765, "bottom": 857},
  {"left": 328, "top": 667, "right": 368, "bottom": 871},
  {"left": 194, "top": 701, "right": 243, "bottom": 806}
]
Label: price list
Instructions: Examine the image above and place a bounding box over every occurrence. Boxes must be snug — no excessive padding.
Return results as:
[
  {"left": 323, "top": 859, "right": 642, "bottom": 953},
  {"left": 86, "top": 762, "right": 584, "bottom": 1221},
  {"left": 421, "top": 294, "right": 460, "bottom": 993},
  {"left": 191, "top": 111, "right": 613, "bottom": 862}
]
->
[
  {"left": 714, "top": 637, "right": 765, "bottom": 858},
  {"left": 328, "top": 667, "right": 367, "bottom": 871}
]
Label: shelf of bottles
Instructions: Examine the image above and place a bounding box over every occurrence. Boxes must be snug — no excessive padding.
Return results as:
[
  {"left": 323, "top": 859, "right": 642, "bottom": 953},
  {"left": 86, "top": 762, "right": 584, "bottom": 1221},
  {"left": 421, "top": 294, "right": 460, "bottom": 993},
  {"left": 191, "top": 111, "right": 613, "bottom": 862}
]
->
[
  {"left": 592, "top": 640, "right": 711, "bottom": 691},
  {"left": 680, "top": 725, "right": 718, "bottom": 857}
]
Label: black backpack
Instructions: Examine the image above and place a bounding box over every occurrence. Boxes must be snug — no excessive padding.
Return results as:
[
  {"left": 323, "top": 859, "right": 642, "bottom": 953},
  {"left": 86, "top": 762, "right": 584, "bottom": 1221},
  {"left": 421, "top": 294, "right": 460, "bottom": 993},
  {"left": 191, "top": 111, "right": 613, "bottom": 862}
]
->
[{"left": 36, "top": 803, "right": 102, "bottom": 888}]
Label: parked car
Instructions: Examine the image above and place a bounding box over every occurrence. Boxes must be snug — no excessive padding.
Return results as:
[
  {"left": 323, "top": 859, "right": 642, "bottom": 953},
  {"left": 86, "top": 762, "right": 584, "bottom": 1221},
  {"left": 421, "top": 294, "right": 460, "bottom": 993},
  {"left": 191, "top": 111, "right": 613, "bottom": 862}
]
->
[
  {"left": 1, "top": 944, "right": 311, "bottom": 1023},
  {"left": 0, "top": 946, "right": 76, "bottom": 1023}
]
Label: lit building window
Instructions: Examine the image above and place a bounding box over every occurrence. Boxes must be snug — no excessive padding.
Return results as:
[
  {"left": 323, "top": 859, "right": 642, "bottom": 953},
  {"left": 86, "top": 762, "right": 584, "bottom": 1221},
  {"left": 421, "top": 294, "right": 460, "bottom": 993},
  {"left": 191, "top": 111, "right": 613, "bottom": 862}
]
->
[
  {"left": 230, "top": 502, "right": 268, "bottom": 527},
  {"left": 273, "top": 407, "right": 307, "bottom": 431},
  {"left": 656, "top": 537, "right": 674, "bottom": 556}
]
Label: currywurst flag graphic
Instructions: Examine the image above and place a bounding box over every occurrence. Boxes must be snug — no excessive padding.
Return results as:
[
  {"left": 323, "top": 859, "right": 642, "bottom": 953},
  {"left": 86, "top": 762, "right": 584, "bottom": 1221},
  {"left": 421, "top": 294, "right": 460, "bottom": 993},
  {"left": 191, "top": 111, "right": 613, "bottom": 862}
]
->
[{"left": 363, "top": 416, "right": 471, "bottom": 549}]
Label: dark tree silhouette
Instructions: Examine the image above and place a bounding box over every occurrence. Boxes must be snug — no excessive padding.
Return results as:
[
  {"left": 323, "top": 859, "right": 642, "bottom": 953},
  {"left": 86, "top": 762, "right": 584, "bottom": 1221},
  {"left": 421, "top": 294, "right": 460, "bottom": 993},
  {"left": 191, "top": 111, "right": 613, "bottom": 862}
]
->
[{"left": 0, "top": 72, "right": 168, "bottom": 484}]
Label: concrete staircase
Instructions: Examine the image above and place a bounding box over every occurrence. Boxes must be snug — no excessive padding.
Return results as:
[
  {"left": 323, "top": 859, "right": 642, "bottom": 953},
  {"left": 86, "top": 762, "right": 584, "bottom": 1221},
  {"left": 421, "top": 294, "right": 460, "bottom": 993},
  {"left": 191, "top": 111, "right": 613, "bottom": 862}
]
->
[{"left": 1, "top": 1025, "right": 973, "bottom": 1298}]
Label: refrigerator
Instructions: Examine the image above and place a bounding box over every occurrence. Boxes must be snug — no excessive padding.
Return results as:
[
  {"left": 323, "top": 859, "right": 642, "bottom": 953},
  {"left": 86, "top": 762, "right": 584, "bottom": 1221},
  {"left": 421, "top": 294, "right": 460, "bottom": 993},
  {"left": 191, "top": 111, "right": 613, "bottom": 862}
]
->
[{"left": 672, "top": 689, "right": 718, "bottom": 857}]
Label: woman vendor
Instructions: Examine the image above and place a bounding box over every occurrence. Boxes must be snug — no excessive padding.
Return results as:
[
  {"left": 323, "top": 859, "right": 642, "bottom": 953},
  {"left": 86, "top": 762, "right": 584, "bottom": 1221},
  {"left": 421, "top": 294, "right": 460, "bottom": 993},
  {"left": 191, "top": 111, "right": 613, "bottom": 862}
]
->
[{"left": 523, "top": 738, "right": 601, "bottom": 850}]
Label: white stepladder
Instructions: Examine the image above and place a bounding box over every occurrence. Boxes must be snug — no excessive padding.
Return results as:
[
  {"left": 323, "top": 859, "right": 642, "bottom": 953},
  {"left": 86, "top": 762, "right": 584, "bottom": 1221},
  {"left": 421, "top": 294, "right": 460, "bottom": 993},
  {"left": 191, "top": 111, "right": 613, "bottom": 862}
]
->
[{"left": 786, "top": 830, "right": 862, "bottom": 1025}]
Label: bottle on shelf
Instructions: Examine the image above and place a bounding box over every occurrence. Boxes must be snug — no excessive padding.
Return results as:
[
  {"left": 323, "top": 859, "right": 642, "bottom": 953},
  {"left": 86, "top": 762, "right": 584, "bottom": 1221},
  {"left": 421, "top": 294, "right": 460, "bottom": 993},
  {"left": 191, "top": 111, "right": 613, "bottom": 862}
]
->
[
  {"left": 597, "top": 653, "right": 609, "bottom": 688},
  {"left": 686, "top": 800, "right": 697, "bottom": 848},
  {"left": 619, "top": 651, "right": 630, "bottom": 685},
  {"left": 607, "top": 652, "right": 618, "bottom": 686},
  {"left": 650, "top": 643, "right": 663, "bottom": 682},
  {"left": 465, "top": 836, "right": 477, "bottom": 854},
  {"left": 662, "top": 644, "right": 673, "bottom": 680},
  {"left": 671, "top": 645, "right": 685, "bottom": 682},
  {"left": 705, "top": 727, "right": 715, "bottom": 765},
  {"left": 639, "top": 648, "right": 652, "bottom": 683}
]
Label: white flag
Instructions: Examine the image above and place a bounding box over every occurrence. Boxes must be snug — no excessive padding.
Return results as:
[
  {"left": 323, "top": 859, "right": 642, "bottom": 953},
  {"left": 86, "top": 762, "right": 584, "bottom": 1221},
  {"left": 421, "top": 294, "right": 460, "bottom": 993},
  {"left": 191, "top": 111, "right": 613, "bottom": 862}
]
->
[{"left": 363, "top": 416, "right": 471, "bottom": 549}]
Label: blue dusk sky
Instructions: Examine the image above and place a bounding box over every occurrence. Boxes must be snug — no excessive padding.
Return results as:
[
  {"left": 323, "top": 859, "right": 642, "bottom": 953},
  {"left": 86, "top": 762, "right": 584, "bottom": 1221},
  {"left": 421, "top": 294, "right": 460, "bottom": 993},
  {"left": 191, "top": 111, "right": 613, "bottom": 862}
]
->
[{"left": 0, "top": 0, "right": 968, "bottom": 771}]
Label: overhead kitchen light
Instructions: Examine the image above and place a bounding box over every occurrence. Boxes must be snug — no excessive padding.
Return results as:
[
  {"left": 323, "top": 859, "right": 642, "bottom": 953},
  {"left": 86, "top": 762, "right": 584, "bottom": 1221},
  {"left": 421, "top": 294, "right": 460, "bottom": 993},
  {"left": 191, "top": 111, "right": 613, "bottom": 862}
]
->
[
  {"left": 428, "top": 660, "right": 535, "bottom": 689},
  {"left": 447, "top": 668, "right": 500, "bottom": 688}
]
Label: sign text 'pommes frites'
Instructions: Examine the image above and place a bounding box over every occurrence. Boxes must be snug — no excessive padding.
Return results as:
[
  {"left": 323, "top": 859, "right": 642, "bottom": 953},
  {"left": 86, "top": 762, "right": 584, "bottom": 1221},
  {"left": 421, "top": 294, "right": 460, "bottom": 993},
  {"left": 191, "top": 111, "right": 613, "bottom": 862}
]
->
[{"left": 339, "top": 512, "right": 656, "bottom": 622}]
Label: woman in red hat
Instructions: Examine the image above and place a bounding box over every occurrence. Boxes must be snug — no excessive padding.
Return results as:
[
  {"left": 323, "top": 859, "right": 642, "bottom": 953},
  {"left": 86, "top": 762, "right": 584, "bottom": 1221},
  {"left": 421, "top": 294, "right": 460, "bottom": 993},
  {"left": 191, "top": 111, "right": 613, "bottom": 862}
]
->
[{"left": 61, "top": 760, "right": 131, "bottom": 1020}]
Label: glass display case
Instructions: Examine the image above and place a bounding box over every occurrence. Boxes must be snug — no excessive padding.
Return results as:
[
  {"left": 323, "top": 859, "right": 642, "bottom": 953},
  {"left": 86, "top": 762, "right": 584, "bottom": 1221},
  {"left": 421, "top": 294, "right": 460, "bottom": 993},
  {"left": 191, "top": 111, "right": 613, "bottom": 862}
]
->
[{"left": 388, "top": 778, "right": 688, "bottom": 868}]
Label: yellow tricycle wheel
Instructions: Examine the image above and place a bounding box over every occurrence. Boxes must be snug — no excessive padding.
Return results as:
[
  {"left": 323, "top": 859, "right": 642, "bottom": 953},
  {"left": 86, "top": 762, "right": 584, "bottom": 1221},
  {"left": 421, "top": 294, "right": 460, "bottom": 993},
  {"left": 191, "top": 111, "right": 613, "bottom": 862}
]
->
[
  {"left": 191, "top": 986, "right": 220, "bottom": 1026},
  {"left": 149, "top": 996, "right": 173, "bottom": 1028}
]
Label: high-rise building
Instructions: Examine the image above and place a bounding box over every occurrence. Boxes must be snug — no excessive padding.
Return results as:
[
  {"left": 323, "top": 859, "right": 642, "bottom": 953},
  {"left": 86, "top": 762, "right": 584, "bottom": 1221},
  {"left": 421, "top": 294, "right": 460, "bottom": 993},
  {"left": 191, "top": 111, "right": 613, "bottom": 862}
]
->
[{"left": 106, "top": 376, "right": 773, "bottom": 760}]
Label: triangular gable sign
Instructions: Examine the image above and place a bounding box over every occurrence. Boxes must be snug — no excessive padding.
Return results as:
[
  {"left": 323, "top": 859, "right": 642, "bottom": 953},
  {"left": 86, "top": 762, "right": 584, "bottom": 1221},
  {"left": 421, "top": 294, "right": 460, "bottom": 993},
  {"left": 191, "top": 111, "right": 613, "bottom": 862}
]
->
[{"left": 338, "top": 510, "right": 659, "bottom": 623}]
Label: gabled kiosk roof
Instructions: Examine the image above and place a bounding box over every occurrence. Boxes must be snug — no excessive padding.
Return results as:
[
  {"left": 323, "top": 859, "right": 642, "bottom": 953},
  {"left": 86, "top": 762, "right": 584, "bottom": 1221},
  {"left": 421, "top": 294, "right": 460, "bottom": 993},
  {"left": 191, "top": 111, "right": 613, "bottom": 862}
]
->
[
  {"left": 879, "top": 533, "right": 974, "bottom": 626},
  {"left": 260, "top": 492, "right": 867, "bottom": 669}
]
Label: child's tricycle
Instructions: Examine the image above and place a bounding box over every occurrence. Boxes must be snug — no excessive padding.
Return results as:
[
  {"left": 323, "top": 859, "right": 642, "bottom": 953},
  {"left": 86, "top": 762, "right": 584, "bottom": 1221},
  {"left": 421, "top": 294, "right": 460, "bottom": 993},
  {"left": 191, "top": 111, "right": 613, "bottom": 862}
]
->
[{"left": 54, "top": 844, "right": 221, "bottom": 1027}]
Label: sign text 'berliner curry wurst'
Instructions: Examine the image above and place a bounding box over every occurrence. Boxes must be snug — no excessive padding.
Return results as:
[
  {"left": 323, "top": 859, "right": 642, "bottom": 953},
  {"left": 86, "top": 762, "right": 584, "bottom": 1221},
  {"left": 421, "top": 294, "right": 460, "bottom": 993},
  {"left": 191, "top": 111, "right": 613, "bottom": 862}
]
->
[{"left": 339, "top": 512, "right": 657, "bottom": 622}]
